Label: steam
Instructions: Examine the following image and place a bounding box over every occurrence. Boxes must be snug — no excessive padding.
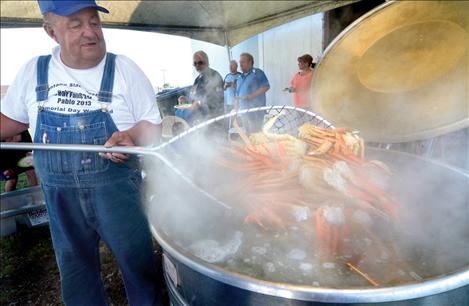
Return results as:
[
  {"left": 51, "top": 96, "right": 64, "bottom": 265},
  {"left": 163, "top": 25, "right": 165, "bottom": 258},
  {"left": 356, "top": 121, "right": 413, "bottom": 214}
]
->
[
  {"left": 141, "top": 0, "right": 469, "bottom": 291},
  {"left": 142, "top": 111, "right": 468, "bottom": 289}
]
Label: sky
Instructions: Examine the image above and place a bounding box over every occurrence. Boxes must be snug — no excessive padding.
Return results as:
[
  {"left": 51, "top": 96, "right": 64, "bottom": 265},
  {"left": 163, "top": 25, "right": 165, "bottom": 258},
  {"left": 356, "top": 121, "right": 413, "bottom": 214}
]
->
[{"left": 0, "top": 27, "right": 195, "bottom": 89}]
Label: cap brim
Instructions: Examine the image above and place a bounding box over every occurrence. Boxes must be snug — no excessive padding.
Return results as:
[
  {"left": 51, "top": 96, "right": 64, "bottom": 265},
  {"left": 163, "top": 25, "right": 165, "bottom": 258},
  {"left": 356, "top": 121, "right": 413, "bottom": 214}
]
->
[{"left": 54, "top": 3, "right": 109, "bottom": 16}]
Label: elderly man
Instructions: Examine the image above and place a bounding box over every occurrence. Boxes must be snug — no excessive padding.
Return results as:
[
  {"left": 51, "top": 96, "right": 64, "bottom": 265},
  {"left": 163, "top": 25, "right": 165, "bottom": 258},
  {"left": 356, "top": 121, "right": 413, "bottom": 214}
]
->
[
  {"left": 0, "top": 1, "right": 163, "bottom": 305},
  {"left": 183, "top": 50, "right": 224, "bottom": 123},
  {"left": 223, "top": 60, "right": 241, "bottom": 114},
  {"left": 235, "top": 52, "right": 270, "bottom": 133}
]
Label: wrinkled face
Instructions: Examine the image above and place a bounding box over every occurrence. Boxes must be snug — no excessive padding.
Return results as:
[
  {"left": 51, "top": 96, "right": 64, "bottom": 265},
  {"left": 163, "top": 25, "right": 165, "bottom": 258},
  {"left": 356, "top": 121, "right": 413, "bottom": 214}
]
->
[
  {"left": 239, "top": 56, "right": 252, "bottom": 73},
  {"left": 193, "top": 54, "right": 207, "bottom": 73},
  {"left": 44, "top": 8, "right": 106, "bottom": 69}
]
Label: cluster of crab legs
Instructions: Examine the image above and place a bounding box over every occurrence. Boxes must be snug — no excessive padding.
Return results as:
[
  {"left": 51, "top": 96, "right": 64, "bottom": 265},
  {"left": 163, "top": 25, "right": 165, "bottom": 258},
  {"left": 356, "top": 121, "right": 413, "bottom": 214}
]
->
[{"left": 215, "top": 114, "right": 411, "bottom": 287}]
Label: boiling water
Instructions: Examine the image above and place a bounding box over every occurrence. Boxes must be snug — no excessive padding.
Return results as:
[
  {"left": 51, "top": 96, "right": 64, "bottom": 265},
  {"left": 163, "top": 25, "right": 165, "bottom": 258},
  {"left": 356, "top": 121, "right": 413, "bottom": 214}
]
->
[
  {"left": 146, "top": 147, "right": 469, "bottom": 289},
  {"left": 179, "top": 222, "right": 435, "bottom": 288}
]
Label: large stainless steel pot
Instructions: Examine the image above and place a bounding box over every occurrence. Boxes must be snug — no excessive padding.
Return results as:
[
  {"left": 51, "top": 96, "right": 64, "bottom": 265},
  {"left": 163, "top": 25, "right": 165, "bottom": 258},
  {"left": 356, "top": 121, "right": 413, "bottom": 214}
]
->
[
  {"left": 147, "top": 143, "right": 468, "bottom": 306},
  {"left": 142, "top": 107, "right": 468, "bottom": 306}
]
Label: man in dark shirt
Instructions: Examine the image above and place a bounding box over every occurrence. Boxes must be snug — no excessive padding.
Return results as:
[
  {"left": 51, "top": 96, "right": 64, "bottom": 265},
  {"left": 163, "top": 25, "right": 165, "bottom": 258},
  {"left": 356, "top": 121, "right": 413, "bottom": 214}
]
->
[{"left": 185, "top": 51, "right": 224, "bottom": 123}]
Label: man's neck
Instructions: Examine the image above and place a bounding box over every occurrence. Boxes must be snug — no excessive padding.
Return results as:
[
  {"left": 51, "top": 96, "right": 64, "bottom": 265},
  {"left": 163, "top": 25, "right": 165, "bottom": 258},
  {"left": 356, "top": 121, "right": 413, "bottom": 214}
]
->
[{"left": 59, "top": 51, "right": 106, "bottom": 70}]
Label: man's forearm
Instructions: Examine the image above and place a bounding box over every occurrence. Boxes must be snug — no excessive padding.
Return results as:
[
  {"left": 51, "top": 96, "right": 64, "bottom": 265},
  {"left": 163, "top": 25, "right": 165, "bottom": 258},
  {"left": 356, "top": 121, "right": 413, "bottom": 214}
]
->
[
  {"left": 126, "top": 120, "right": 162, "bottom": 146},
  {"left": 1, "top": 113, "right": 29, "bottom": 140},
  {"left": 246, "top": 86, "right": 269, "bottom": 100}
]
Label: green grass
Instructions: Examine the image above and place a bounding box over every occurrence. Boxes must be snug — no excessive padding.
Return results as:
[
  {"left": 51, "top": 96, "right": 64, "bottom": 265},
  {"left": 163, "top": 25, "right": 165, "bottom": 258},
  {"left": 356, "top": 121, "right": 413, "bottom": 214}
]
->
[
  {"left": 0, "top": 226, "right": 132, "bottom": 305},
  {"left": 0, "top": 226, "right": 60, "bottom": 304},
  {"left": 0, "top": 226, "right": 54, "bottom": 278}
]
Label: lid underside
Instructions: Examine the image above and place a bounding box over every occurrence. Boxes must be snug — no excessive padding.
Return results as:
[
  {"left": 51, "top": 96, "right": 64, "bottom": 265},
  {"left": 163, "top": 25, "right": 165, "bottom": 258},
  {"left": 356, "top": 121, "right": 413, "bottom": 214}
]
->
[{"left": 312, "top": 1, "right": 469, "bottom": 143}]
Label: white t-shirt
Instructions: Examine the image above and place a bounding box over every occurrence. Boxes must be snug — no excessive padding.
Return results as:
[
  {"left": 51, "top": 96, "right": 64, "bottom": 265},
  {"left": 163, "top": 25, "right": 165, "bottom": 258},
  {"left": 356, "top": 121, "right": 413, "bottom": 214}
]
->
[{"left": 1, "top": 46, "right": 161, "bottom": 138}]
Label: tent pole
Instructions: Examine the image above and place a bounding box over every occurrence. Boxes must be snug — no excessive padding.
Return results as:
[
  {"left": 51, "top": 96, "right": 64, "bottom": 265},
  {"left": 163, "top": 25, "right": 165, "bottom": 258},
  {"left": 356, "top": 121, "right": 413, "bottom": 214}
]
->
[{"left": 224, "top": 31, "right": 232, "bottom": 61}]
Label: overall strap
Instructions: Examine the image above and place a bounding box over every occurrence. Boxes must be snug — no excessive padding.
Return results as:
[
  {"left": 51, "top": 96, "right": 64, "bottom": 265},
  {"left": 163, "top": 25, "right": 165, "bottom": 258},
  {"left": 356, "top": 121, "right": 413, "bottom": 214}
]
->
[
  {"left": 98, "top": 52, "right": 116, "bottom": 103},
  {"left": 36, "top": 55, "right": 52, "bottom": 102}
]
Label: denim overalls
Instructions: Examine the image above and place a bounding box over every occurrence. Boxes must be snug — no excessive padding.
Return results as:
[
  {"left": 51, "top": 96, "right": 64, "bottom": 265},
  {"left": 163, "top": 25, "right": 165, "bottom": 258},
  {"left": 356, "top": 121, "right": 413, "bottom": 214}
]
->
[{"left": 33, "top": 54, "right": 161, "bottom": 306}]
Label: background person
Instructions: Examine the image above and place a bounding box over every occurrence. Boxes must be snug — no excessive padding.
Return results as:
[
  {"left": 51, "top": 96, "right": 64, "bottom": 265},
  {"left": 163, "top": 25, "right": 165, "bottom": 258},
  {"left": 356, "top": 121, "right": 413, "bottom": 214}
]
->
[
  {"left": 284, "top": 54, "right": 314, "bottom": 109},
  {"left": 174, "top": 95, "right": 194, "bottom": 125},
  {"left": 1, "top": 130, "right": 38, "bottom": 192},
  {"left": 179, "top": 50, "right": 224, "bottom": 124},
  {"left": 0, "top": 1, "right": 163, "bottom": 305},
  {"left": 235, "top": 52, "right": 270, "bottom": 133},
  {"left": 223, "top": 60, "right": 241, "bottom": 114}
]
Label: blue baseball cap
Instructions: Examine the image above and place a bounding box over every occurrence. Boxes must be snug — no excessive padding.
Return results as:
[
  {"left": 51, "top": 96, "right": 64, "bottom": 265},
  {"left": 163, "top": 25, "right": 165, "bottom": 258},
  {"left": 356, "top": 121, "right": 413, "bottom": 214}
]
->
[{"left": 38, "top": 0, "right": 109, "bottom": 16}]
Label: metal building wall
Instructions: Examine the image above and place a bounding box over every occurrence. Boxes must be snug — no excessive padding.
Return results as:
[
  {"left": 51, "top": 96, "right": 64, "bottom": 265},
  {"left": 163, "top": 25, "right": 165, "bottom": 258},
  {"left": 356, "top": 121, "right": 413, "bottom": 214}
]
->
[
  {"left": 190, "top": 13, "right": 323, "bottom": 106},
  {"left": 259, "top": 13, "right": 323, "bottom": 107},
  {"left": 190, "top": 35, "right": 260, "bottom": 82}
]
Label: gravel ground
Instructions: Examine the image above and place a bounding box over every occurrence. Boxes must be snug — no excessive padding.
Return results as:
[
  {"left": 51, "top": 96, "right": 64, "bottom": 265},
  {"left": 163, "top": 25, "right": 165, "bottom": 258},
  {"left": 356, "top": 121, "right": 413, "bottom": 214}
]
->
[{"left": 0, "top": 225, "right": 168, "bottom": 306}]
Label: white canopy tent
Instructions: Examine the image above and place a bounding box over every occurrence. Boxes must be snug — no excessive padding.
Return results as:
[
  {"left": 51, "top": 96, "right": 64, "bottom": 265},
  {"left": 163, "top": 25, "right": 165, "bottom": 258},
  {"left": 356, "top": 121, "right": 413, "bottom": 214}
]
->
[{"left": 1, "top": 0, "right": 358, "bottom": 47}]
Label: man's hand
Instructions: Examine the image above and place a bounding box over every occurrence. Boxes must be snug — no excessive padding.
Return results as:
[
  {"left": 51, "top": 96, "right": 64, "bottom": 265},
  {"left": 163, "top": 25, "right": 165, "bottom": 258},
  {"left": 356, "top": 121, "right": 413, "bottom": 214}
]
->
[
  {"left": 99, "top": 120, "right": 161, "bottom": 163},
  {"left": 101, "top": 131, "right": 134, "bottom": 163},
  {"left": 243, "top": 86, "right": 269, "bottom": 102},
  {"left": 224, "top": 82, "right": 233, "bottom": 90},
  {"left": 189, "top": 101, "right": 201, "bottom": 110}
]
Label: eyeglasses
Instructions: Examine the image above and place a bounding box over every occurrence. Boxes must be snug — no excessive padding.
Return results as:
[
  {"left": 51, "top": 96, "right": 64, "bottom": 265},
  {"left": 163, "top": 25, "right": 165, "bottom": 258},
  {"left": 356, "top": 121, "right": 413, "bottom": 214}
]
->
[{"left": 193, "top": 61, "right": 205, "bottom": 66}]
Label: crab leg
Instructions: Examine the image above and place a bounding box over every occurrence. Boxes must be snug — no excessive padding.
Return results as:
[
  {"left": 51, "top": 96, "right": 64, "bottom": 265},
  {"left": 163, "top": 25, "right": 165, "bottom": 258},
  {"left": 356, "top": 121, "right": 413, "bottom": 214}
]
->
[{"left": 346, "top": 262, "right": 380, "bottom": 287}]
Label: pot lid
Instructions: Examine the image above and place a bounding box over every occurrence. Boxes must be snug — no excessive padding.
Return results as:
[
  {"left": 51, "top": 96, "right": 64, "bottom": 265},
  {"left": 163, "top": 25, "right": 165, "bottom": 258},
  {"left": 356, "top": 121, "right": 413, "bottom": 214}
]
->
[{"left": 311, "top": 0, "right": 469, "bottom": 143}]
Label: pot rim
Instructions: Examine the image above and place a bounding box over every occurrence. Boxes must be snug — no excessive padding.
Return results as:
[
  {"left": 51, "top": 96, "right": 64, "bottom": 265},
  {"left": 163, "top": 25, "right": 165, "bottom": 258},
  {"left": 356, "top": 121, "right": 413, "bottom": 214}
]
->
[
  {"left": 151, "top": 222, "right": 469, "bottom": 303},
  {"left": 149, "top": 147, "right": 469, "bottom": 303}
]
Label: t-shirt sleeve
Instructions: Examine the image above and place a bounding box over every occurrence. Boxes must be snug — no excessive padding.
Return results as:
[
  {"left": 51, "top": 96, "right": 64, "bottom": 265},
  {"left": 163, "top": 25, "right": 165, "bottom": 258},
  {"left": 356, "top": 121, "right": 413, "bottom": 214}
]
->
[
  {"left": 118, "top": 55, "right": 162, "bottom": 125},
  {"left": 257, "top": 69, "right": 270, "bottom": 88},
  {"left": 1, "top": 58, "right": 37, "bottom": 125}
]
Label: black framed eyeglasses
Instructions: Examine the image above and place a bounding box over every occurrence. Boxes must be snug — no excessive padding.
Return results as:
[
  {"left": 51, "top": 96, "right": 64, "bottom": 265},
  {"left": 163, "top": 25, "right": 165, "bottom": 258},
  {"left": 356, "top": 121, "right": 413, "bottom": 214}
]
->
[{"left": 193, "top": 61, "right": 205, "bottom": 66}]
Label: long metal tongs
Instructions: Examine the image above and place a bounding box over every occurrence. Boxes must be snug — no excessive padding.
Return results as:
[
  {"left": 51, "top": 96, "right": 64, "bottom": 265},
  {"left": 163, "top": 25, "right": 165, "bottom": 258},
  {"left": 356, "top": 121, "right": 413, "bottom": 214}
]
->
[
  {"left": 0, "top": 106, "right": 333, "bottom": 211},
  {"left": 0, "top": 141, "right": 232, "bottom": 210}
]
